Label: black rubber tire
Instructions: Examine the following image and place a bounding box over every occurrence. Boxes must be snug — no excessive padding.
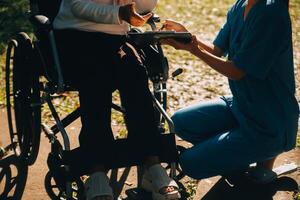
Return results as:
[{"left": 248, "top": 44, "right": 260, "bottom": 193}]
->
[
  {"left": 0, "top": 155, "right": 28, "bottom": 200},
  {"left": 45, "top": 171, "right": 66, "bottom": 200},
  {"left": 5, "top": 32, "right": 41, "bottom": 165},
  {"left": 45, "top": 171, "right": 85, "bottom": 200}
]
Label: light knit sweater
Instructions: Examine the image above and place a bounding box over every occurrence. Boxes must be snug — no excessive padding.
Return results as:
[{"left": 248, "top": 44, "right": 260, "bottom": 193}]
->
[{"left": 53, "top": 0, "right": 158, "bottom": 35}]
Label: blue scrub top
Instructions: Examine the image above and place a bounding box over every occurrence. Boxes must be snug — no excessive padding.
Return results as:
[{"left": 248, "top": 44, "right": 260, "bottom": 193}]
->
[{"left": 213, "top": 0, "right": 299, "bottom": 151}]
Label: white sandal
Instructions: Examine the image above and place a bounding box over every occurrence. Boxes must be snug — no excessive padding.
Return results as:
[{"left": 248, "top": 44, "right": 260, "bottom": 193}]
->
[
  {"left": 85, "top": 172, "right": 113, "bottom": 200},
  {"left": 142, "top": 164, "right": 181, "bottom": 200}
]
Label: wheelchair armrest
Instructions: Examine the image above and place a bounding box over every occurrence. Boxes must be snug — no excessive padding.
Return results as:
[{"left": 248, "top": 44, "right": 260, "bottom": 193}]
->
[
  {"left": 29, "top": 15, "right": 52, "bottom": 32},
  {"left": 148, "top": 13, "right": 160, "bottom": 23},
  {"left": 146, "top": 13, "right": 161, "bottom": 30},
  {"left": 30, "top": 15, "right": 65, "bottom": 93}
]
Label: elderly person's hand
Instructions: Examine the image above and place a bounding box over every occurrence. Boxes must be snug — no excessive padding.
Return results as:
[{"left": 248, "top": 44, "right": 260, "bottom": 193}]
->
[{"left": 119, "top": 3, "right": 152, "bottom": 27}]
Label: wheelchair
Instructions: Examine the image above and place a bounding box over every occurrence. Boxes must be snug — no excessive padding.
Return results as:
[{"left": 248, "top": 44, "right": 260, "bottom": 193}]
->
[{"left": 4, "top": 0, "right": 192, "bottom": 199}]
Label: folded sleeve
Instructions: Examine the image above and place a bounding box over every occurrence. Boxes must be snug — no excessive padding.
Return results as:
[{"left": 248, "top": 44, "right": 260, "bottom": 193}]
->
[
  {"left": 70, "top": 0, "right": 121, "bottom": 24},
  {"left": 232, "top": 11, "right": 288, "bottom": 80}
]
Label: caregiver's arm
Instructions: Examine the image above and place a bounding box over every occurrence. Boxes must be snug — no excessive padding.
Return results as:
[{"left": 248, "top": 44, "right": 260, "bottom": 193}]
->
[
  {"left": 195, "top": 38, "right": 224, "bottom": 58},
  {"left": 191, "top": 46, "right": 245, "bottom": 80},
  {"left": 162, "top": 20, "right": 245, "bottom": 80},
  {"left": 163, "top": 36, "right": 245, "bottom": 80},
  {"left": 162, "top": 20, "right": 224, "bottom": 57}
]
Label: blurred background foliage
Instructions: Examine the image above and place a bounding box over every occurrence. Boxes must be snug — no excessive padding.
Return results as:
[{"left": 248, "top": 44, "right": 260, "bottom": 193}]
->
[{"left": 0, "top": 0, "right": 32, "bottom": 54}]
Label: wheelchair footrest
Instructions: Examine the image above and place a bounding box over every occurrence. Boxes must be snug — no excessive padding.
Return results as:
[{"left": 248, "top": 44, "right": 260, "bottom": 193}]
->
[{"left": 63, "top": 134, "right": 178, "bottom": 177}]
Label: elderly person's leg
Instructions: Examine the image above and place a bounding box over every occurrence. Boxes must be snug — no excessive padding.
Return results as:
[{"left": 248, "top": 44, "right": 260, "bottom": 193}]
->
[
  {"left": 115, "top": 43, "right": 161, "bottom": 156},
  {"left": 114, "top": 42, "right": 180, "bottom": 199},
  {"left": 74, "top": 32, "right": 126, "bottom": 200},
  {"left": 77, "top": 60, "right": 116, "bottom": 200},
  {"left": 55, "top": 30, "right": 138, "bottom": 200}
]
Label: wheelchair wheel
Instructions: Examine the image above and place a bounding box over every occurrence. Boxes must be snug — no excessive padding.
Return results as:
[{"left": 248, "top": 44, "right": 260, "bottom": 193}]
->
[
  {"left": 45, "top": 171, "right": 85, "bottom": 200},
  {"left": 5, "top": 32, "right": 41, "bottom": 165}
]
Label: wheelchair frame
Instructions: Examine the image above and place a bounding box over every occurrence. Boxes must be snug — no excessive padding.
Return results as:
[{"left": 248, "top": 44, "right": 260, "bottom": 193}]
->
[{"left": 4, "top": 0, "right": 186, "bottom": 199}]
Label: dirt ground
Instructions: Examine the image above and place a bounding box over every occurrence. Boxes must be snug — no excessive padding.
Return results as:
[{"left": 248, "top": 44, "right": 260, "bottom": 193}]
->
[{"left": 0, "top": 108, "right": 300, "bottom": 200}]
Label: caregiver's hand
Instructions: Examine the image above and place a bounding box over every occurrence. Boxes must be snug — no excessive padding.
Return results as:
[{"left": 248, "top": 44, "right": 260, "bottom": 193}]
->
[
  {"left": 160, "top": 20, "right": 199, "bottom": 52},
  {"left": 162, "top": 35, "right": 198, "bottom": 52},
  {"left": 161, "top": 20, "right": 189, "bottom": 32}
]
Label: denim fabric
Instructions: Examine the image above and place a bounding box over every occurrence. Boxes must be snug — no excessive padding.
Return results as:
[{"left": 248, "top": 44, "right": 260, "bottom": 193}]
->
[{"left": 172, "top": 98, "right": 285, "bottom": 179}]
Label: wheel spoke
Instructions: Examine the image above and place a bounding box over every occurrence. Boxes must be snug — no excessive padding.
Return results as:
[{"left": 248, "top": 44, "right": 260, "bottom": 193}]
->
[
  {"left": 0, "top": 169, "right": 6, "bottom": 180},
  {"left": 51, "top": 185, "right": 59, "bottom": 189},
  {"left": 60, "top": 191, "right": 68, "bottom": 198},
  {"left": 6, "top": 178, "right": 16, "bottom": 193},
  {"left": 10, "top": 176, "right": 17, "bottom": 185}
]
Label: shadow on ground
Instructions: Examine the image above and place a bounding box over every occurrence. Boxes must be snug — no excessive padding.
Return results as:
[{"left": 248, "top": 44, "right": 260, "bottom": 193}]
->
[
  {"left": 199, "top": 175, "right": 299, "bottom": 200},
  {"left": 0, "top": 155, "right": 28, "bottom": 200}
]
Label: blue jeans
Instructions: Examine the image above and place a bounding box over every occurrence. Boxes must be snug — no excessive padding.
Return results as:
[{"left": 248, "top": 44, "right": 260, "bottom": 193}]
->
[{"left": 171, "top": 98, "right": 281, "bottom": 179}]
